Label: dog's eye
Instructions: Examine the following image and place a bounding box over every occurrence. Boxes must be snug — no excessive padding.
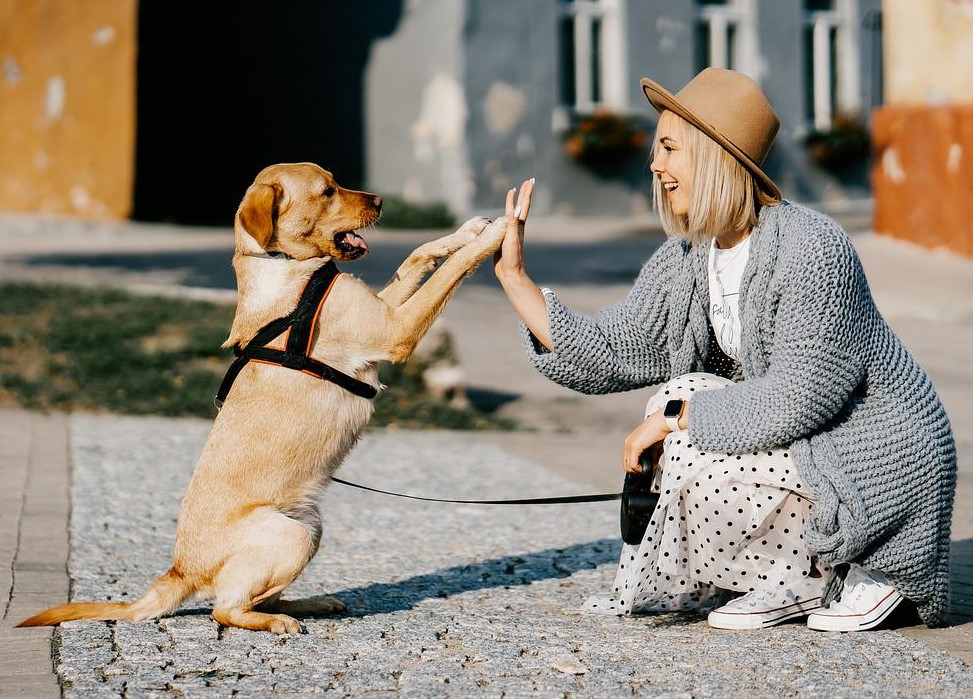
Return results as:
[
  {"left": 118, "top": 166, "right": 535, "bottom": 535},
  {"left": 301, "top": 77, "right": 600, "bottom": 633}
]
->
[{"left": 323, "top": 186, "right": 336, "bottom": 197}]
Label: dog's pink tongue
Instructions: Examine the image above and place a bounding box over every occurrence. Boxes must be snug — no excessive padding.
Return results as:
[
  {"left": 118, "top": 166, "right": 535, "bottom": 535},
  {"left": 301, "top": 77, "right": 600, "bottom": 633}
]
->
[{"left": 344, "top": 231, "right": 369, "bottom": 252}]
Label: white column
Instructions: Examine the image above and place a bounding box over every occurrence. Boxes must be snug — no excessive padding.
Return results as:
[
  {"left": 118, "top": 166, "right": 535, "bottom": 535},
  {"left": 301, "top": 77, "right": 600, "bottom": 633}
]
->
[
  {"left": 812, "top": 14, "right": 834, "bottom": 131},
  {"left": 574, "top": 8, "right": 594, "bottom": 111},
  {"left": 601, "top": 0, "right": 629, "bottom": 110},
  {"left": 836, "top": 0, "right": 862, "bottom": 116},
  {"left": 709, "top": 12, "right": 729, "bottom": 69}
]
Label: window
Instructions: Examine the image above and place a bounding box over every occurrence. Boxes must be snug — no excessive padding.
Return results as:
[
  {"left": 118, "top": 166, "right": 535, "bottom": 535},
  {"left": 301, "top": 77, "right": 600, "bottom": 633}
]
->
[
  {"left": 558, "top": 0, "right": 628, "bottom": 113},
  {"left": 695, "top": 0, "right": 758, "bottom": 78},
  {"left": 804, "top": 0, "right": 862, "bottom": 130}
]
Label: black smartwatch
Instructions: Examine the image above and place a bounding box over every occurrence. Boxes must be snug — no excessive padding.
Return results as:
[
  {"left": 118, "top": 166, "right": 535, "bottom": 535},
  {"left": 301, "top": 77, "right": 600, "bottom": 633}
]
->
[{"left": 663, "top": 399, "right": 684, "bottom": 432}]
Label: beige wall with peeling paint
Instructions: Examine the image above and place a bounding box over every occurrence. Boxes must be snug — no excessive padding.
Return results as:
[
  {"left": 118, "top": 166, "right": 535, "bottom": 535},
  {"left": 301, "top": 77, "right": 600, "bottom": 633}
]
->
[
  {"left": 884, "top": 0, "right": 973, "bottom": 105},
  {"left": 0, "top": 0, "right": 137, "bottom": 218}
]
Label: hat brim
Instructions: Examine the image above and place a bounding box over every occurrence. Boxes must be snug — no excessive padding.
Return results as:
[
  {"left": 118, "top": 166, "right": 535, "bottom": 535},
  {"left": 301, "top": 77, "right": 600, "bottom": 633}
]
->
[{"left": 640, "top": 77, "right": 781, "bottom": 202}]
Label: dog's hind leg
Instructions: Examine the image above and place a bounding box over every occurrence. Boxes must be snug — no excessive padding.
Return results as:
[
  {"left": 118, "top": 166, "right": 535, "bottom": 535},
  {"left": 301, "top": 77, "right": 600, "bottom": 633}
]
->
[
  {"left": 378, "top": 216, "right": 490, "bottom": 307},
  {"left": 212, "top": 586, "right": 302, "bottom": 635},
  {"left": 210, "top": 513, "right": 318, "bottom": 634}
]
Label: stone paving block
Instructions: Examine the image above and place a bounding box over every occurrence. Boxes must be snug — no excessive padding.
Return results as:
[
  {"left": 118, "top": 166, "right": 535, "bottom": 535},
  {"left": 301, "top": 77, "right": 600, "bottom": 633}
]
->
[
  {"left": 0, "top": 630, "right": 53, "bottom": 675},
  {"left": 0, "top": 674, "right": 59, "bottom": 698}
]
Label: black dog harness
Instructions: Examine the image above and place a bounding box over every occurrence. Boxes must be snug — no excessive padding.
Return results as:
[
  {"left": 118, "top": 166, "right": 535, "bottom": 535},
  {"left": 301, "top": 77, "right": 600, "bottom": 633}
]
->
[{"left": 215, "top": 260, "right": 378, "bottom": 408}]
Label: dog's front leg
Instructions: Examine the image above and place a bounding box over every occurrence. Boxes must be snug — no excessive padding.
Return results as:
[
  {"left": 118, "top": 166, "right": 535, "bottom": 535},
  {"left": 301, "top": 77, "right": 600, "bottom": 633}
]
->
[
  {"left": 383, "top": 217, "right": 508, "bottom": 362},
  {"left": 378, "top": 217, "right": 490, "bottom": 308}
]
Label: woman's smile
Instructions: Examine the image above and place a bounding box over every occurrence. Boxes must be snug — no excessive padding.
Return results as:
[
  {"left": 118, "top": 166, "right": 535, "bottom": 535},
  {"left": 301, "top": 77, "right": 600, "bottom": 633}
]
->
[{"left": 651, "top": 111, "right": 693, "bottom": 217}]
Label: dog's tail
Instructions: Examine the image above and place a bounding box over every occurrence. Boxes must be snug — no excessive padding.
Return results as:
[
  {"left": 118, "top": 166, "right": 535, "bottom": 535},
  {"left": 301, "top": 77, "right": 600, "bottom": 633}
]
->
[{"left": 17, "top": 568, "right": 194, "bottom": 628}]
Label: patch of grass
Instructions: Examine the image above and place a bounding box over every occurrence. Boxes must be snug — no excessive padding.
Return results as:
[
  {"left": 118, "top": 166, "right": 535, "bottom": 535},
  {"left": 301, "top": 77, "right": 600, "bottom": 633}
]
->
[
  {"left": 0, "top": 281, "right": 513, "bottom": 429},
  {"left": 377, "top": 195, "right": 457, "bottom": 229},
  {"left": 0, "top": 283, "right": 234, "bottom": 417},
  {"left": 375, "top": 362, "right": 516, "bottom": 431}
]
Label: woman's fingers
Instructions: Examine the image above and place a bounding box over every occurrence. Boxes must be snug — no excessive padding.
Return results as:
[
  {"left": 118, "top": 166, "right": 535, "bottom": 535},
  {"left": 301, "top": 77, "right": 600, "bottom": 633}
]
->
[
  {"left": 496, "top": 179, "right": 535, "bottom": 275},
  {"left": 505, "top": 186, "right": 517, "bottom": 217},
  {"left": 623, "top": 412, "right": 666, "bottom": 474},
  {"left": 514, "top": 177, "right": 535, "bottom": 222}
]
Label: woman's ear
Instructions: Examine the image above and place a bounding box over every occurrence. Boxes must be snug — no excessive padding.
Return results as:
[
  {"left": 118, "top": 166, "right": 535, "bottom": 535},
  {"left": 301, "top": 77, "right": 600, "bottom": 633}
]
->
[{"left": 236, "top": 183, "right": 280, "bottom": 248}]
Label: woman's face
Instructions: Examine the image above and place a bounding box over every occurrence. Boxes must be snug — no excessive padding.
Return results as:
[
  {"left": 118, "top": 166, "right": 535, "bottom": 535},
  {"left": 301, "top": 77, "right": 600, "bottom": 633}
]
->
[{"left": 650, "top": 111, "right": 693, "bottom": 217}]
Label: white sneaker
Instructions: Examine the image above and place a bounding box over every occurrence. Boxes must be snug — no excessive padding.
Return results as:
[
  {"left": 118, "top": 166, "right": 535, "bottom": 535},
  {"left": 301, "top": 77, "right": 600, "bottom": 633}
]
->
[
  {"left": 806, "top": 564, "right": 903, "bottom": 632},
  {"left": 707, "top": 577, "right": 823, "bottom": 630}
]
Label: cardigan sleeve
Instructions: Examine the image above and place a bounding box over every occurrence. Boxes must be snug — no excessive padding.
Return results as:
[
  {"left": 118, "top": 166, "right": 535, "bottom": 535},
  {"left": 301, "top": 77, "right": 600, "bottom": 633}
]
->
[
  {"left": 520, "top": 238, "right": 682, "bottom": 394},
  {"left": 689, "top": 223, "right": 867, "bottom": 452}
]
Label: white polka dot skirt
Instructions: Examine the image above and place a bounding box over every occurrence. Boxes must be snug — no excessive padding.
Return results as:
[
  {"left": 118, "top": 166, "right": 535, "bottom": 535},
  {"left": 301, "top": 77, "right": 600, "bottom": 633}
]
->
[{"left": 584, "top": 373, "right": 821, "bottom": 616}]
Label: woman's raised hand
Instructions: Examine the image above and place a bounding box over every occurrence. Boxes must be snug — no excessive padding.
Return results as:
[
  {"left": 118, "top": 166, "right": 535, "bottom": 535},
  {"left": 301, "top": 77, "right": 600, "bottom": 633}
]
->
[
  {"left": 492, "top": 177, "right": 553, "bottom": 351},
  {"left": 494, "top": 178, "right": 535, "bottom": 283}
]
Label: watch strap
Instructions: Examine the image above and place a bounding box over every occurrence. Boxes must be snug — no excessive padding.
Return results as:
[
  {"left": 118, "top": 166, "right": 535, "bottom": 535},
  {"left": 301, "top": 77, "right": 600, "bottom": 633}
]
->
[{"left": 663, "top": 399, "right": 684, "bottom": 432}]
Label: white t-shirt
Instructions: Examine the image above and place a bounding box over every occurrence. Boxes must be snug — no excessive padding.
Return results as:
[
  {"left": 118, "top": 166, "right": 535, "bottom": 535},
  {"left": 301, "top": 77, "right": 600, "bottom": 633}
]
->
[{"left": 708, "top": 236, "right": 751, "bottom": 360}]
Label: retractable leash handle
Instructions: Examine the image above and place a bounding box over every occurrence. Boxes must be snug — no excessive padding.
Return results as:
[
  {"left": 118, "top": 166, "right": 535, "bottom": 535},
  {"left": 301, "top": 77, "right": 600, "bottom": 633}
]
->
[{"left": 619, "top": 450, "right": 660, "bottom": 545}]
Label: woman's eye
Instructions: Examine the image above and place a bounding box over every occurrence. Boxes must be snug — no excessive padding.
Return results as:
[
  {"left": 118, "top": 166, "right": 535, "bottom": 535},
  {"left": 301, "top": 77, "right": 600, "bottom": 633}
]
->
[{"left": 323, "top": 186, "right": 336, "bottom": 197}]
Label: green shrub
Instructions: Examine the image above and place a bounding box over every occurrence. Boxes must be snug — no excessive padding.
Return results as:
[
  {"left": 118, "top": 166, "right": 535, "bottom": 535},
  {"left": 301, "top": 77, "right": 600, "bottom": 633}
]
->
[{"left": 378, "top": 195, "right": 457, "bottom": 229}]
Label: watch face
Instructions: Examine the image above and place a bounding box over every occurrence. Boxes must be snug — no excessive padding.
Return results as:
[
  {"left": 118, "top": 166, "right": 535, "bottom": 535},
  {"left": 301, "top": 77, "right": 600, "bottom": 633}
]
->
[{"left": 664, "top": 399, "right": 684, "bottom": 418}]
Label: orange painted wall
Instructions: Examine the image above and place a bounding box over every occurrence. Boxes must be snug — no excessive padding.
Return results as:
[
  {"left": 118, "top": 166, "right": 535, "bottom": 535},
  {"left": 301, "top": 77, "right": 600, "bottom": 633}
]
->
[
  {"left": 872, "top": 105, "right": 973, "bottom": 258},
  {"left": 875, "top": 0, "right": 973, "bottom": 257},
  {"left": 0, "top": 0, "right": 137, "bottom": 218}
]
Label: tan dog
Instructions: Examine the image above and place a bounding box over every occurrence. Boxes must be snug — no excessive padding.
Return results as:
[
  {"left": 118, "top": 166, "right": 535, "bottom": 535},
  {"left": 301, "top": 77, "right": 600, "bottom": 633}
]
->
[{"left": 19, "top": 162, "right": 508, "bottom": 634}]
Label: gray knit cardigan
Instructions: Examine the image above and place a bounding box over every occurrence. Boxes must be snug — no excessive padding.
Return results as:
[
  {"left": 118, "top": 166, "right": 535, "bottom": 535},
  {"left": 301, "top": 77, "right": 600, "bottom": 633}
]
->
[{"left": 524, "top": 201, "right": 956, "bottom": 627}]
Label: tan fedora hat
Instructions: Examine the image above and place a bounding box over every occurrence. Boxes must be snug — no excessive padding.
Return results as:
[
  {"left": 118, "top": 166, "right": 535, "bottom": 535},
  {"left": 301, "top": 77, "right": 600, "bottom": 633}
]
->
[{"left": 641, "top": 67, "right": 781, "bottom": 201}]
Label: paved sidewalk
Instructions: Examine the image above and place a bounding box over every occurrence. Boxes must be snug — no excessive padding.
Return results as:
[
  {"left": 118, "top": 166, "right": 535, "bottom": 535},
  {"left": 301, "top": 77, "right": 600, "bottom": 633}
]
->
[
  {"left": 1, "top": 208, "right": 973, "bottom": 695},
  {"left": 0, "top": 410, "right": 69, "bottom": 698}
]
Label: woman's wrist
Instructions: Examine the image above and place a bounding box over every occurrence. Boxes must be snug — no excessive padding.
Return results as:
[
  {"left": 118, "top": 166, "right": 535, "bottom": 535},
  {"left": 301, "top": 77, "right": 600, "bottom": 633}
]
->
[
  {"left": 496, "top": 265, "right": 529, "bottom": 288},
  {"left": 678, "top": 400, "right": 689, "bottom": 430}
]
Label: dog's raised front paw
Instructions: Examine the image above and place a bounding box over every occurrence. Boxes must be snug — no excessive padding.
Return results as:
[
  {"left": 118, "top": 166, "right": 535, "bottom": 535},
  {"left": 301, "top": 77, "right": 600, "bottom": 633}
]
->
[
  {"left": 458, "top": 216, "right": 491, "bottom": 237},
  {"left": 479, "top": 216, "right": 510, "bottom": 249}
]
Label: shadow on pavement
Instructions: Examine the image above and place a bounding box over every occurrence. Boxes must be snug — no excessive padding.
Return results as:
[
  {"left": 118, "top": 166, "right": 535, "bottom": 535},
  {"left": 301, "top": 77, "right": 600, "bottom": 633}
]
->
[
  {"left": 949, "top": 538, "right": 973, "bottom": 625},
  {"left": 330, "top": 538, "right": 621, "bottom": 618}
]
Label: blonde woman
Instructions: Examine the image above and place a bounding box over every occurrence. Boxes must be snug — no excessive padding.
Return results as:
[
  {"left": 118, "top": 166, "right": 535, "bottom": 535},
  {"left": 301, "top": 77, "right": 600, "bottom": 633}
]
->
[{"left": 494, "top": 68, "right": 955, "bottom": 631}]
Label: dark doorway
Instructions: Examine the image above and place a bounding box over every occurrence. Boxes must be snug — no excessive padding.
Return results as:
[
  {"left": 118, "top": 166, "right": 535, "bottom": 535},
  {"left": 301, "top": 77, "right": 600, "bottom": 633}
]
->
[{"left": 133, "top": 2, "right": 403, "bottom": 225}]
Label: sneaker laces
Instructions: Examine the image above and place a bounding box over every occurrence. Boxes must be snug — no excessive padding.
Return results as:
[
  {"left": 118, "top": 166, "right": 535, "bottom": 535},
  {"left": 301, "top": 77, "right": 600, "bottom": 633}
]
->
[
  {"left": 735, "top": 578, "right": 819, "bottom": 609},
  {"left": 837, "top": 565, "right": 890, "bottom": 606}
]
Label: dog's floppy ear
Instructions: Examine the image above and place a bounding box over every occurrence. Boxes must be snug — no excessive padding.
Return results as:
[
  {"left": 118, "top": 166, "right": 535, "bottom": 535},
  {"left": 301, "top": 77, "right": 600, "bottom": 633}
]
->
[{"left": 236, "top": 183, "right": 281, "bottom": 249}]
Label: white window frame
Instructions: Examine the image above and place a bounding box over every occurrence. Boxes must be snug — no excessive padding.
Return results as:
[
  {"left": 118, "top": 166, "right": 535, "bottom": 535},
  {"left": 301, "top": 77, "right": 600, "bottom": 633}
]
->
[
  {"left": 560, "top": 0, "right": 628, "bottom": 113},
  {"left": 697, "top": 0, "right": 760, "bottom": 80},
  {"left": 806, "top": 0, "right": 862, "bottom": 131}
]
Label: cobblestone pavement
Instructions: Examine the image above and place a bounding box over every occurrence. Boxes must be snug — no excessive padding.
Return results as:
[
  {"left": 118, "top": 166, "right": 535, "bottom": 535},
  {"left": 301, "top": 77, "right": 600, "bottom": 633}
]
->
[{"left": 54, "top": 416, "right": 973, "bottom": 697}]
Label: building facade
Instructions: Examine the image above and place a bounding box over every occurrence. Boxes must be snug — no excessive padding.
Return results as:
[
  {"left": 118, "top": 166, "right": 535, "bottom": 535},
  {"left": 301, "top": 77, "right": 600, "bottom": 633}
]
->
[
  {"left": 1, "top": 1, "right": 882, "bottom": 223},
  {"left": 366, "top": 0, "right": 882, "bottom": 217}
]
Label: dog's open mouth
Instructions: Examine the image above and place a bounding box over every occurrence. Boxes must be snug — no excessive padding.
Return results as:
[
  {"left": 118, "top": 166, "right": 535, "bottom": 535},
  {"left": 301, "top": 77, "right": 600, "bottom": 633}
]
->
[{"left": 334, "top": 231, "right": 369, "bottom": 259}]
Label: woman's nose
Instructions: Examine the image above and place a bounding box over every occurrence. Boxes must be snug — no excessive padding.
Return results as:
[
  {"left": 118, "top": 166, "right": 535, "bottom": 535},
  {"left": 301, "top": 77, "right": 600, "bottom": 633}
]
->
[{"left": 650, "top": 152, "right": 664, "bottom": 175}]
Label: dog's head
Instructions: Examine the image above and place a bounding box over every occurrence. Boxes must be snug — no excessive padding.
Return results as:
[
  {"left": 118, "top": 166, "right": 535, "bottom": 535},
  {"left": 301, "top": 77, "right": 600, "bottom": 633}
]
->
[{"left": 234, "top": 163, "right": 382, "bottom": 261}]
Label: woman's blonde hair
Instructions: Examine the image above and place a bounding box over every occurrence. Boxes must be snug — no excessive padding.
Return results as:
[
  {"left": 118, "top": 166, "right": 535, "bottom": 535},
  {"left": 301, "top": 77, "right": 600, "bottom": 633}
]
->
[{"left": 652, "top": 111, "right": 778, "bottom": 245}]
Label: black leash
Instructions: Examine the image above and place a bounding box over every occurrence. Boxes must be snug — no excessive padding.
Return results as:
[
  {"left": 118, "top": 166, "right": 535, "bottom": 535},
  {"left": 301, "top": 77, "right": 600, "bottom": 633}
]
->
[{"left": 332, "top": 476, "right": 621, "bottom": 505}]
